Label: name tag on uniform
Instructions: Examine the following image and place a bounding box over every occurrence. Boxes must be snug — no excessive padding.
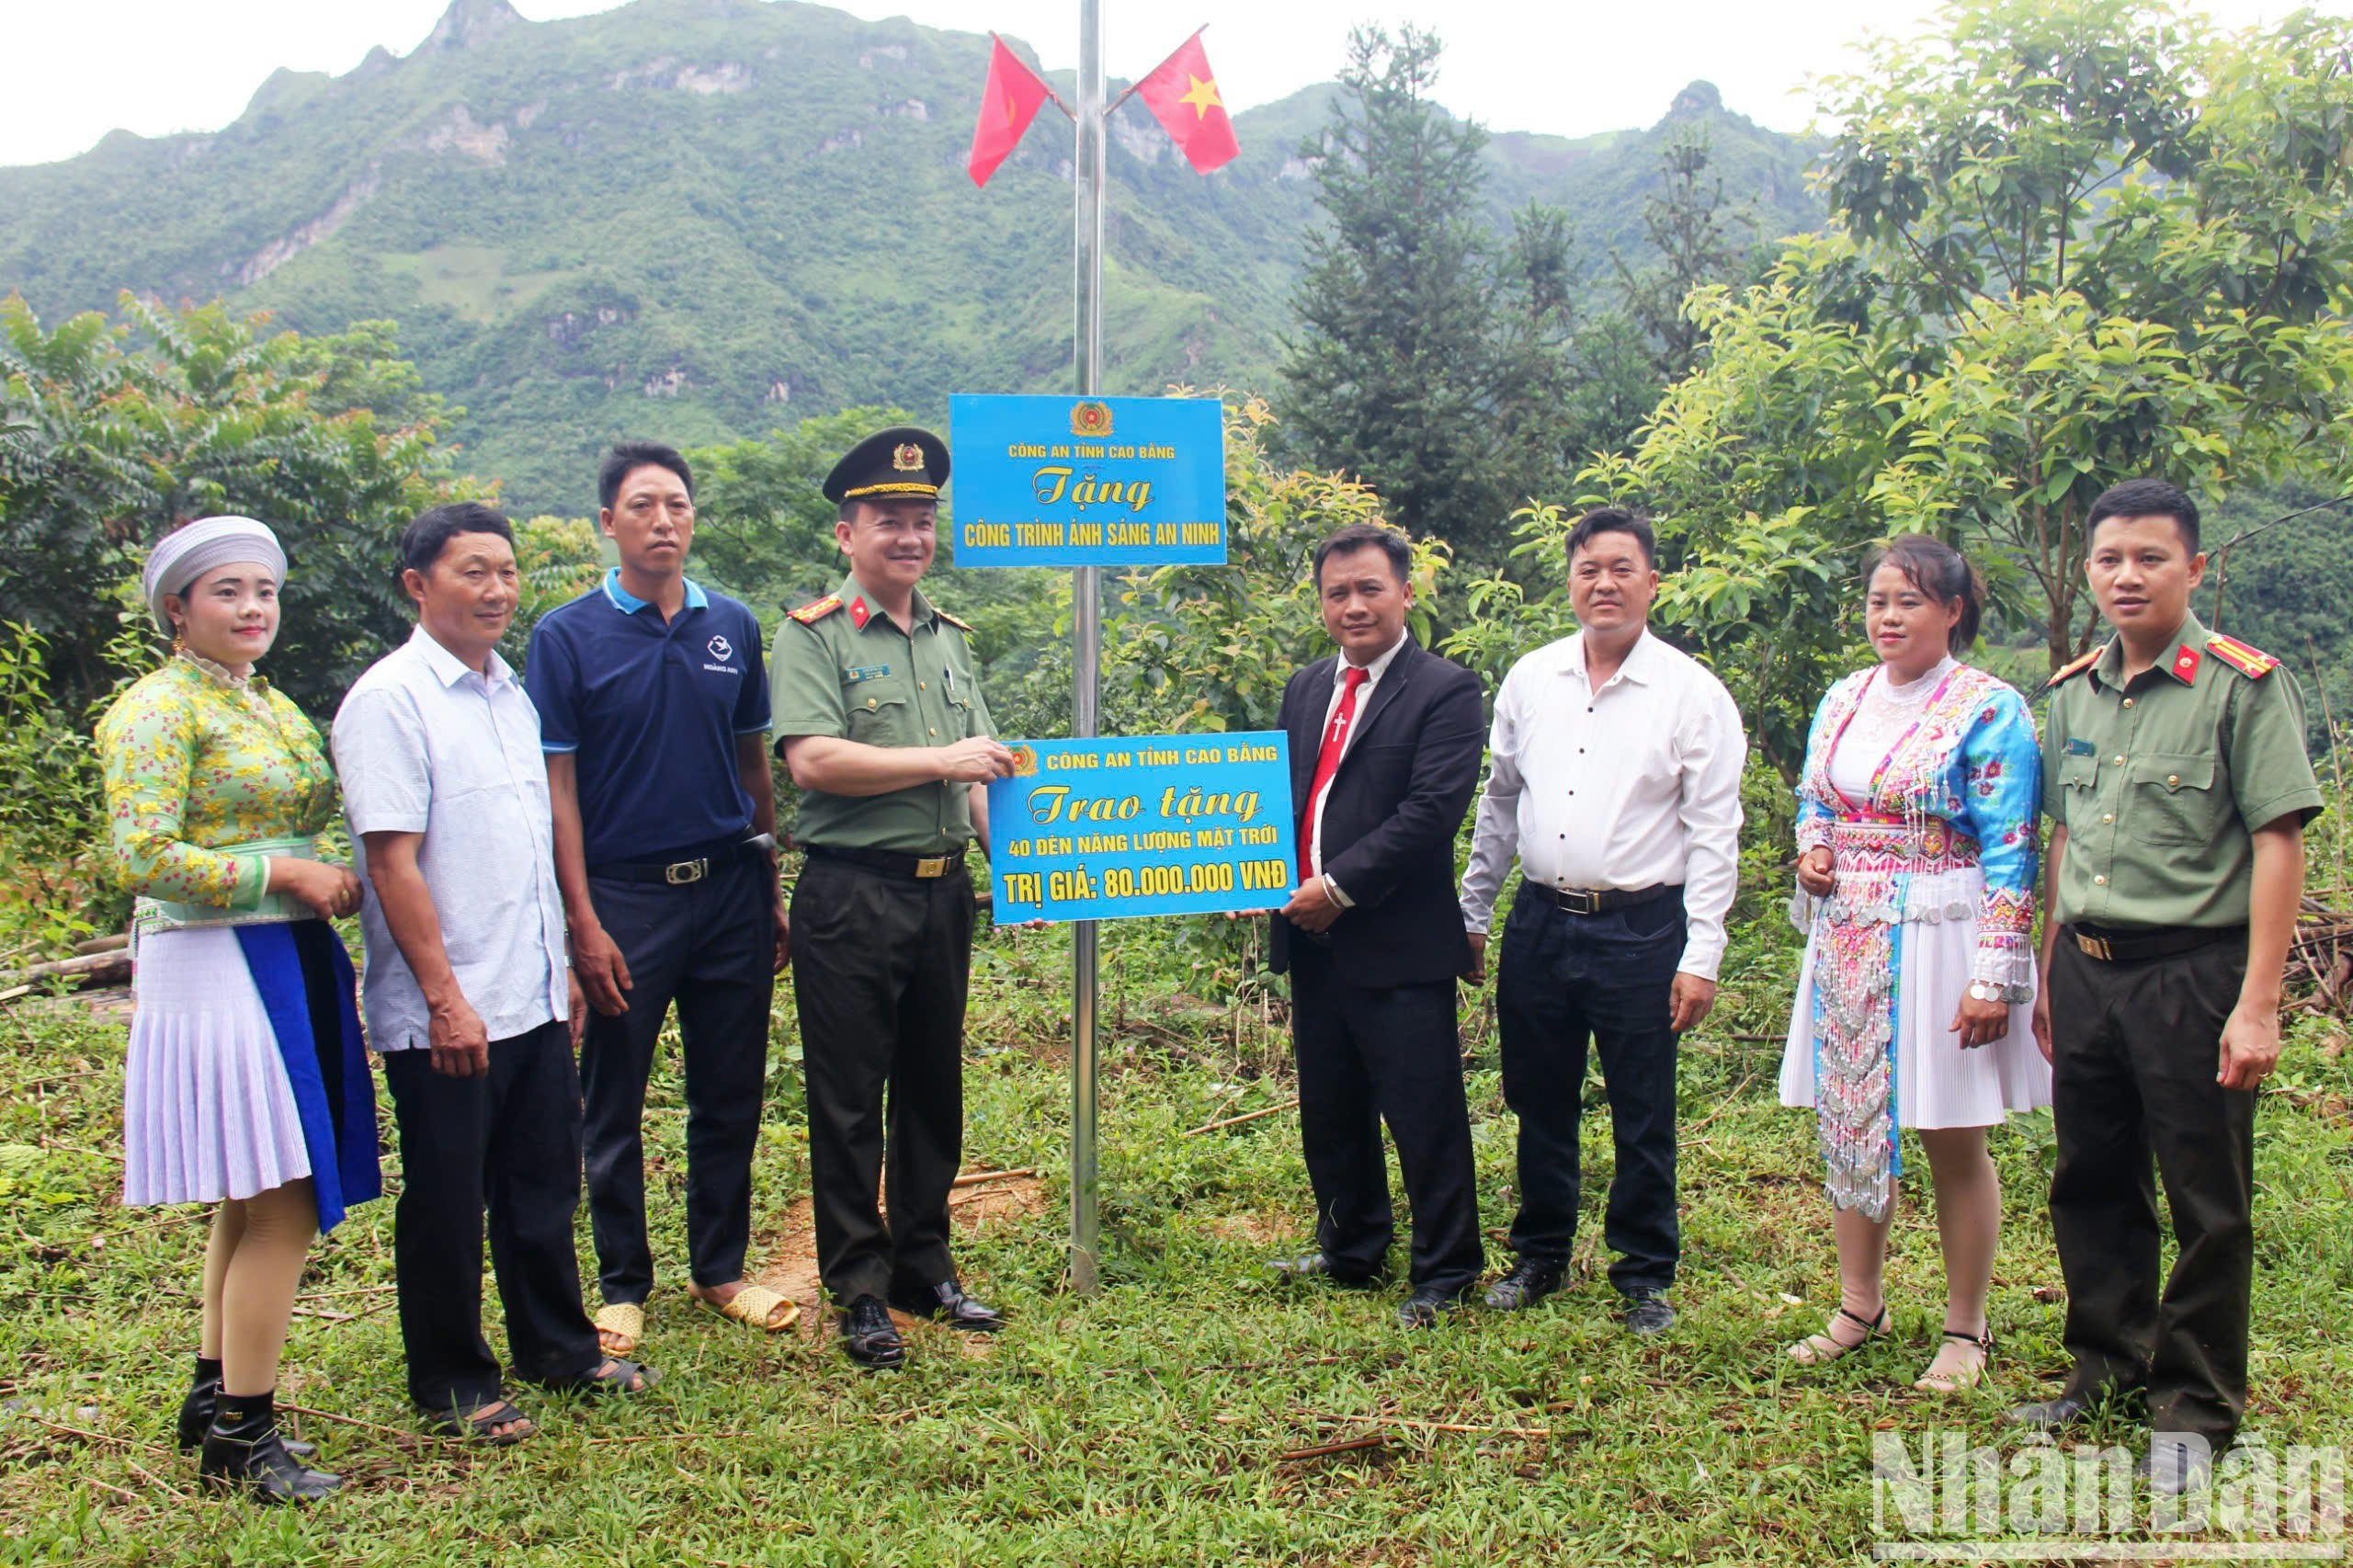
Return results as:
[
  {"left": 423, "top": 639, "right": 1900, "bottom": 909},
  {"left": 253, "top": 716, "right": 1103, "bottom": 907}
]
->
[
  {"left": 845, "top": 665, "right": 892, "bottom": 683},
  {"left": 2065, "top": 737, "right": 2096, "bottom": 756}
]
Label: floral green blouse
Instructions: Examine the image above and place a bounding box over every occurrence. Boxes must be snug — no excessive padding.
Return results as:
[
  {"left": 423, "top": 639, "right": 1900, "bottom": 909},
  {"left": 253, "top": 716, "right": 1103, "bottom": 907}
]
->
[{"left": 96, "top": 655, "right": 337, "bottom": 911}]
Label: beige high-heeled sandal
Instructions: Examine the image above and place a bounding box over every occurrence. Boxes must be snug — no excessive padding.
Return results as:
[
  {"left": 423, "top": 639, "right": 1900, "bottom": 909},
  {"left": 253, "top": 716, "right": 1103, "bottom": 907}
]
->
[
  {"left": 1786, "top": 1303, "right": 1890, "bottom": 1365},
  {"left": 1913, "top": 1326, "right": 1995, "bottom": 1393}
]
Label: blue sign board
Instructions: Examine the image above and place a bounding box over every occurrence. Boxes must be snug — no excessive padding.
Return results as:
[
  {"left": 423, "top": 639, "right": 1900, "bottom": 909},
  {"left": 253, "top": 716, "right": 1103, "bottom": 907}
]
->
[
  {"left": 949, "top": 393, "right": 1227, "bottom": 567},
  {"left": 986, "top": 733, "right": 1295, "bottom": 923}
]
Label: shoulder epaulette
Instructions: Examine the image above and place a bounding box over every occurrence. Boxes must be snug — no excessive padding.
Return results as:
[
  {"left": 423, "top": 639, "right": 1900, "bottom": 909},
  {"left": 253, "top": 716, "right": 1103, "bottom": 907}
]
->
[
  {"left": 787, "top": 595, "right": 842, "bottom": 625},
  {"left": 2206, "top": 632, "right": 2279, "bottom": 679},
  {"left": 2043, "top": 644, "right": 2106, "bottom": 690},
  {"left": 934, "top": 606, "right": 975, "bottom": 633}
]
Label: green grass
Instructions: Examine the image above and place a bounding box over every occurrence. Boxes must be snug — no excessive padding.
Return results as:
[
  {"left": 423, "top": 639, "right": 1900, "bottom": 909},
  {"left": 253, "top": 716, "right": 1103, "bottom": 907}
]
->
[
  {"left": 374, "top": 248, "right": 584, "bottom": 325},
  {"left": 3, "top": 924, "right": 2349, "bottom": 1564}
]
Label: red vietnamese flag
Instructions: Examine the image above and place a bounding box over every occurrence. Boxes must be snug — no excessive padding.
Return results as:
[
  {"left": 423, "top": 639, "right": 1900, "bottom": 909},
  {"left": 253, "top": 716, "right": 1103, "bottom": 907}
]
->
[
  {"left": 1134, "top": 28, "right": 1239, "bottom": 175},
  {"left": 968, "top": 35, "right": 1052, "bottom": 187}
]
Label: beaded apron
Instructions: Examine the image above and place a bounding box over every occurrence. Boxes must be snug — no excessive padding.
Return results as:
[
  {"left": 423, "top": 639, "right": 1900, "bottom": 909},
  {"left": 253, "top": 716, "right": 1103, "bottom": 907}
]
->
[{"left": 1805, "top": 662, "right": 1989, "bottom": 1221}]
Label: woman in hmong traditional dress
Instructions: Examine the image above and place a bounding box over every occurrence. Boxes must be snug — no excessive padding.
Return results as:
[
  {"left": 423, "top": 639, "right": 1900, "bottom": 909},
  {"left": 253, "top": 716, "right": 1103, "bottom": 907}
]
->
[
  {"left": 97, "top": 517, "right": 380, "bottom": 1503},
  {"left": 1778, "top": 535, "right": 2048, "bottom": 1393}
]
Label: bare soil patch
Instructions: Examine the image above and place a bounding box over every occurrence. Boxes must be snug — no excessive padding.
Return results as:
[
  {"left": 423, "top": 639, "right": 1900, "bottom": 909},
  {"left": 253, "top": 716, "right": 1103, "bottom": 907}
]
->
[{"left": 751, "top": 1170, "right": 1047, "bottom": 1351}]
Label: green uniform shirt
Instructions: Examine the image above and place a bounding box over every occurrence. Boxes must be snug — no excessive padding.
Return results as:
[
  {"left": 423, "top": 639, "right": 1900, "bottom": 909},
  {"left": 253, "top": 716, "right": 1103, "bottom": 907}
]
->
[
  {"left": 769, "top": 574, "right": 995, "bottom": 854},
  {"left": 2040, "top": 612, "right": 2323, "bottom": 930}
]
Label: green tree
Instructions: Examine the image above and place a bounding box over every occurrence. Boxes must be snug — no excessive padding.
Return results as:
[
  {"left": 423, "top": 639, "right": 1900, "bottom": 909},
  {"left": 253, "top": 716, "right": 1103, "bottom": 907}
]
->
[
  {"left": 686, "top": 405, "right": 913, "bottom": 619},
  {"left": 1573, "top": 0, "right": 2353, "bottom": 742},
  {"left": 1609, "top": 125, "right": 1755, "bottom": 384},
  {"left": 1279, "top": 27, "right": 1571, "bottom": 567},
  {"left": 0, "top": 292, "right": 478, "bottom": 716},
  {"left": 1107, "top": 394, "right": 1450, "bottom": 737}
]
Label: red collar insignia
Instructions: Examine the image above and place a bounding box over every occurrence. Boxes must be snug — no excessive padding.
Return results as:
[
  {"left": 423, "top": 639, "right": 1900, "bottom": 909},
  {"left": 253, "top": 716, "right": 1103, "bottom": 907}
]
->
[
  {"left": 2170, "top": 643, "right": 2202, "bottom": 684},
  {"left": 848, "top": 597, "right": 871, "bottom": 630}
]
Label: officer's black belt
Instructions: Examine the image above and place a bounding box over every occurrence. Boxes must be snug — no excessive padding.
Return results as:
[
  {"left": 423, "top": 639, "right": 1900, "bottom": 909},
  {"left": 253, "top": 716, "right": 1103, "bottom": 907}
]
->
[
  {"left": 1527, "top": 881, "right": 1680, "bottom": 916},
  {"left": 2065, "top": 921, "right": 2245, "bottom": 964},
  {"left": 590, "top": 837, "right": 767, "bottom": 886},
  {"left": 802, "top": 843, "right": 967, "bottom": 881}
]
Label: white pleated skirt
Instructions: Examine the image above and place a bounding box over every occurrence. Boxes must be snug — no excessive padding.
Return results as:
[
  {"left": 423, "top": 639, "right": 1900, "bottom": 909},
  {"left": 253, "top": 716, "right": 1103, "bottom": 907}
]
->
[
  {"left": 1779, "top": 892, "right": 2052, "bottom": 1130},
  {"left": 123, "top": 925, "right": 314, "bottom": 1206}
]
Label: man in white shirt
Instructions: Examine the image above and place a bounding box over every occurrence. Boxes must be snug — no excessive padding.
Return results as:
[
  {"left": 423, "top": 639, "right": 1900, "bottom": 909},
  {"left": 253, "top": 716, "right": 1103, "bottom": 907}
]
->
[
  {"left": 1459, "top": 507, "right": 1746, "bottom": 1335},
  {"left": 335, "top": 503, "right": 654, "bottom": 1443}
]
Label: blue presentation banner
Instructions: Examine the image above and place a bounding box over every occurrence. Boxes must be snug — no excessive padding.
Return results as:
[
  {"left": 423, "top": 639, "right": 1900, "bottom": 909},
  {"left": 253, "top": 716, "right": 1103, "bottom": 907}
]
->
[
  {"left": 949, "top": 393, "right": 1227, "bottom": 567},
  {"left": 986, "top": 733, "right": 1295, "bottom": 923}
]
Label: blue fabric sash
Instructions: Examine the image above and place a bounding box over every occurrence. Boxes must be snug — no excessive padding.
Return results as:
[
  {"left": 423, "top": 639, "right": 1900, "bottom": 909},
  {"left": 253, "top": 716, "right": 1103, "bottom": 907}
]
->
[{"left": 233, "top": 924, "right": 381, "bottom": 1232}]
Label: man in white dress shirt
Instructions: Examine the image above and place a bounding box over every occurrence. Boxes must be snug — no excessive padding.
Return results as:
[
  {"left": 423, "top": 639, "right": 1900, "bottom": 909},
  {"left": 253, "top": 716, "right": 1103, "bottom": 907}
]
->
[
  {"left": 335, "top": 503, "right": 654, "bottom": 1442},
  {"left": 1459, "top": 507, "right": 1746, "bottom": 1334}
]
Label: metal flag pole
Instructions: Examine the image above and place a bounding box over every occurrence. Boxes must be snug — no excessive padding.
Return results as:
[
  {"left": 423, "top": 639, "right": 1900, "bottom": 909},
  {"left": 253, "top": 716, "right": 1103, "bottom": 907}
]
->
[{"left": 1068, "top": 0, "right": 1106, "bottom": 1295}]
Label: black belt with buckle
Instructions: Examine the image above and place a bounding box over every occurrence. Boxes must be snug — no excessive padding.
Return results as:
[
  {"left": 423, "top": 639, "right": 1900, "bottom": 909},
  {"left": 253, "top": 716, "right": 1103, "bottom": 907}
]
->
[
  {"left": 2065, "top": 922, "right": 2244, "bottom": 964},
  {"left": 802, "top": 843, "right": 967, "bottom": 881},
  {"left": 590, "top": 838, "right": 767, "bottom": 886},
  {"left": 1529, "top": 881, "right": 1680, "bottom": 916}
]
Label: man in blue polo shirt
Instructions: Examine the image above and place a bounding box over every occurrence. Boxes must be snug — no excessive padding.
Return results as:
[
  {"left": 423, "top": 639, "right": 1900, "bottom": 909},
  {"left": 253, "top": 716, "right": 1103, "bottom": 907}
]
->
[{"left": 524, "top": 440, "right": 797, "bottom": 1356}]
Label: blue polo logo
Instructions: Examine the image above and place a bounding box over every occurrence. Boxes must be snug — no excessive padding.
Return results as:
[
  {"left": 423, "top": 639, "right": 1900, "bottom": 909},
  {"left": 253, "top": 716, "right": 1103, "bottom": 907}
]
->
[{"left": 707, "top": 634, "right": 733, "bottom": 662}]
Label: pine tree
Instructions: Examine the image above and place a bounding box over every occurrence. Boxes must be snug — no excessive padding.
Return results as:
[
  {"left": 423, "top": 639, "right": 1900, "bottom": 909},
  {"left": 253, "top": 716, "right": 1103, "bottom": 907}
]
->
[{"left": 1279, "top": 27, "right": 1514, "bottom": 562}]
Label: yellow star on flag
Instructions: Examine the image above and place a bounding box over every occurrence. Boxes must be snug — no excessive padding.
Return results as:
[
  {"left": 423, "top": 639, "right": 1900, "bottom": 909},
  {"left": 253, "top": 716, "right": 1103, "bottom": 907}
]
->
[{"left": 1178, "top": 73, "right": 1223, "bottom": 119}]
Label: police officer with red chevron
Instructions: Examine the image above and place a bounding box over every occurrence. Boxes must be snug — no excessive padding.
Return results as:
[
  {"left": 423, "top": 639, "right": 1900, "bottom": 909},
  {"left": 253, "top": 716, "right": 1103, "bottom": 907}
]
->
[{"left": 2018, "top": 478, "right": 2324, "bottom": 1494}]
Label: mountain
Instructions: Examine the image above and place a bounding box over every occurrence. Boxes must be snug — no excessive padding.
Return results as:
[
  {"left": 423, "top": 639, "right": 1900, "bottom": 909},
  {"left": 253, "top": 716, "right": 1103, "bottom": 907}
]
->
[{"left": 0, "top": 0, "right": 1824, "bottom": 518}]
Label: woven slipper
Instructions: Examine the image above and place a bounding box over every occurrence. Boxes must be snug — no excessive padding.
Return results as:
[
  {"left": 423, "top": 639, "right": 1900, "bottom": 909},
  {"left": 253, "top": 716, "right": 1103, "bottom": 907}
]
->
[
  {"left": 701, "top": 1282, "right": 800, "bottom": 1334},
  {"left": 593, "top": 1301, "right": 644, "bottom": 1356}
]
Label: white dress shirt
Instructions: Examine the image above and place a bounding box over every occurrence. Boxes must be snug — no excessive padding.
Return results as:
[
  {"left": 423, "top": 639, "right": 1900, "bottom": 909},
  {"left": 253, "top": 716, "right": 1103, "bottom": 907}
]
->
[
  {"left": 1459, "top": 629, "right": 1747, "bottom": 979},
  {"left": 1305, "top": 630, "right": 1409, "bottom": 906},
  {"left": 333, "top": 626, "right": 571, "bottom": 1050}
]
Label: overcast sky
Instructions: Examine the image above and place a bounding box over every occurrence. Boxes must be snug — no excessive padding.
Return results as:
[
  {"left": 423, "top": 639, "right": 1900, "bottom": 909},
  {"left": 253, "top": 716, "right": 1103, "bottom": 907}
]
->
[{"left": 1, "top": 0, "right": 2305, "bottom": 167}]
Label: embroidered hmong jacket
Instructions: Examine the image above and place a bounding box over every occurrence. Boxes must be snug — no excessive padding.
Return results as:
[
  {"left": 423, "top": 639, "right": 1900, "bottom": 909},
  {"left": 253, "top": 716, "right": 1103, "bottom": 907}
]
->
[{"left": 1793, "top": 663, "right": 2042, "bottom": 991}]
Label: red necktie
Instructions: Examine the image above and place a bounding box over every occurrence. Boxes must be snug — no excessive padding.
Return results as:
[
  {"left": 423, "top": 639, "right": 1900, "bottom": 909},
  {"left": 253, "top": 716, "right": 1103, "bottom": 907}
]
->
[{"left": 1300, "top": 665, "right": 1369, "bottom": 881}]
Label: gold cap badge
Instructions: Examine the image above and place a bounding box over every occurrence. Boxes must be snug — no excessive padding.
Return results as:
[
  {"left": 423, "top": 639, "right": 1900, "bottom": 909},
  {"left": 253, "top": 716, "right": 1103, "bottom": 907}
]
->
[{"left": 892, "top": 442, "right": 925, "bottom": 472}]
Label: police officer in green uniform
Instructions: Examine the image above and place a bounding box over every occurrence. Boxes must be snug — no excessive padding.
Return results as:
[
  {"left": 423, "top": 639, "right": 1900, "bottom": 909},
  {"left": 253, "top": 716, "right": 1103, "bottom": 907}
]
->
[
  {"left": 770, "top": 426, "right": 1017, "bottom": 1369},
  {"left": 2018, "top": 478, "right": 2322, "bottom": 1494}
]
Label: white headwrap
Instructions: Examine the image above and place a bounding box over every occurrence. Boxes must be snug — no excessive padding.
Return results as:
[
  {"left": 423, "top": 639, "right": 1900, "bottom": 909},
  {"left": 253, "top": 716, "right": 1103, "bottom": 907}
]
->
[{"left": 142, "top": 517, "right": 288, "bottom": 632}]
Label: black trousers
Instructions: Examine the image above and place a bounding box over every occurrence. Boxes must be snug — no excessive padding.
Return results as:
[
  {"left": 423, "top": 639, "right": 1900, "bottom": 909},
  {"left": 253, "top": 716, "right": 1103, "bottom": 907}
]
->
[
  {"left": 790, "top": 855, "right": 972, "bottom": 1305},
  {"left": 1495, "top": 887, "right": 1687, "bottom": 1294},
  {"left": 580, "top": 854, "right": 775, "bottom": 1303},
  {"left": 1287, "top": 941, "right": 1483, "bottom": 1295},
  {"left": 382, "top": 1020, "right": 600, "bottom": 1412},
  {"left": 2048, "top": 936, "right": 2256, "bottom": 1447}
]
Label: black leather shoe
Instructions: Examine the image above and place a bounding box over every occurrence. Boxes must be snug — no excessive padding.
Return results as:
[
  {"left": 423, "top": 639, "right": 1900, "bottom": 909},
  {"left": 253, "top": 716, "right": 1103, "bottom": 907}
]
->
[
  {"left": 199, "top": 1391, "right": 339, "bottom": 1505},
  {"left": 1396, "top": 1287, "right": 1467, "bottom": 1329},
  {"left": 1269, "top": 1252, "right": 1378, "bottom": 1289},
  {"left": 1620, "top": 1289, "right": 1676, "bottom": 1336},
  {"left": 177, "top": 1362, "right": 318, "bottom": 1459},
  {"left": 1484, "top": 1258, "right": 1565, "bottom": 1312},
  {"left": 2008, "top": 1392, "right": 2097, "bottom": 1430},
  {"left": 838, "top": 1295, "right": 906, "bottom": 1370},
  {"left": 889, "top": 1279, "right": 1006, "bottom": 1333}
]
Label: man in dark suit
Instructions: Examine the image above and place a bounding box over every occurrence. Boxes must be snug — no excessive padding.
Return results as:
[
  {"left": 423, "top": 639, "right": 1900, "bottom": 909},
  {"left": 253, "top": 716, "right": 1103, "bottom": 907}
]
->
[{"left": 1267, "top": 522, "right": 1488, "bottom": 1327}]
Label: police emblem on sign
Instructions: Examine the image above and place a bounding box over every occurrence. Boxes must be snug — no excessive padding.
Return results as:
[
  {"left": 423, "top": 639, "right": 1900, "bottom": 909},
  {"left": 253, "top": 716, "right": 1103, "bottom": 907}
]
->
[
  {"left": 1070, "top": 400, "right": 1113, "bottom": 438},
  {"left": 707, "top": 634, "right": 733, "bottom": 662}
]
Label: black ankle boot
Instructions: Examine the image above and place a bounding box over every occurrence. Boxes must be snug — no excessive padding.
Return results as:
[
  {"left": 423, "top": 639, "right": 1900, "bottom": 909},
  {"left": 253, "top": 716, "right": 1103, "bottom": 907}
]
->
[
  {"left": 177, "top": 1359, "right": 314, "bottom": 1459},
  {"left": 199, "top": 1390, "right": 339, "bottom": 1505},
  {"left": 176, "top": 1357, "right": 222, "bottom": 1451}
]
